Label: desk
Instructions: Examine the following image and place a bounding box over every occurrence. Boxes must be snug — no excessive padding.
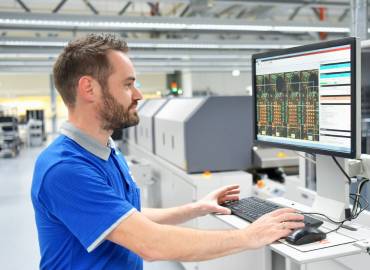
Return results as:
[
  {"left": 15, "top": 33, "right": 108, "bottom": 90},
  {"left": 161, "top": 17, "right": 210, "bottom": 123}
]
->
[{"left": 215, "top": 197, "right": 370, "bottom": 269}]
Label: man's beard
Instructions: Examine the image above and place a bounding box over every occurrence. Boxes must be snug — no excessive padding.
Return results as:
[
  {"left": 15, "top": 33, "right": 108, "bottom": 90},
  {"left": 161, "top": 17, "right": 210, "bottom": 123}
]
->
[{"left": 97, "top": 89, "right": 140, "bottom": 131}]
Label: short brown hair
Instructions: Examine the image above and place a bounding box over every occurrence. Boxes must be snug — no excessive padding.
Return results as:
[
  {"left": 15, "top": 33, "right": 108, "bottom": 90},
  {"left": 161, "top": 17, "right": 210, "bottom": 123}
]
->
[{"left": 53, "top": 33, "right": 128, "bottom": 107}]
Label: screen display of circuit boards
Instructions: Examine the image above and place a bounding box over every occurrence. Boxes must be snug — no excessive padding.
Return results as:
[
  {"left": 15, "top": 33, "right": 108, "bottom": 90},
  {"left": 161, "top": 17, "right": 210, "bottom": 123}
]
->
[{"left": 253, "top": 38, "right": 357, "bottom": 157}]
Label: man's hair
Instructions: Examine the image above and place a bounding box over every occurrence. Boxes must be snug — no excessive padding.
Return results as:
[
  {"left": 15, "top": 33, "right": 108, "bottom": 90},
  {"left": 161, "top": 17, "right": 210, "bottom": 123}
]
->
[{"left": 53, "top": 33, "right": 128, "bottom": 107}]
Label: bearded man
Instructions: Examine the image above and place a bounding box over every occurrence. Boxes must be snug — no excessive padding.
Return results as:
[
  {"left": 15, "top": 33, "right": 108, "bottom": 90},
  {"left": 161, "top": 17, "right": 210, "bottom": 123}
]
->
[{"left": 31, "top": 34, "right": 303, "bottom": 270}]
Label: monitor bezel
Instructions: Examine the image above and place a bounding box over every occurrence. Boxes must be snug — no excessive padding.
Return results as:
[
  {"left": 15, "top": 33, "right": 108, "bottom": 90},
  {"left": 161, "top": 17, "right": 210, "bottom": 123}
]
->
[{"left": 252, "top": 37, "right": 359, "bottom": 158}]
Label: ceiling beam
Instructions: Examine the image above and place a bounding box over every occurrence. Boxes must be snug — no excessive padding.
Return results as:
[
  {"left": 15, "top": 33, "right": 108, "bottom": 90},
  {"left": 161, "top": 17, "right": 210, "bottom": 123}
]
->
[
  {"left": 289, "top": 6, "right": 302, "bottom": 21},
  {"left": 338, "top": 8, "right": 350, "bottom": 22},
  {"left": 15, "top": 0, "right": 31, "bottom": 12},
  {"left": 0, "top": 37, "right": 312, "bottom": 50},
  {"left": 0, "top": 12, "right": 350, "bottom": 34},
  {"left": 0, "top": 59, "right": 252, "bottom": 74},
  {"left": 82, "top": 0, "right": 99, "bottom": 15},
  {"left": 217, "top": 0, "right": 347, "bottom": 7},
  {"left": 52, "top": 0, "right": 68, "bottom": 13},
  {"left": 180, "top": 4, "right": 191, "bottom": 17},
  {"left": 118, "top": 2, "right": 132, "bottom": 16},
  {"left": 0, "top": 37, "right": 307, "bottom": 50},
  {"left": 215, "top": 4, "right": 240, "bottom": 18},
  {"left": 0, "top": 65, "right": 252, "bottom": 74},
  {"left": 138, "top": 0, "right": 348, "bottom": 8},
  {"left": 148, "top": 2, "right": 161, "bottom": 16}
]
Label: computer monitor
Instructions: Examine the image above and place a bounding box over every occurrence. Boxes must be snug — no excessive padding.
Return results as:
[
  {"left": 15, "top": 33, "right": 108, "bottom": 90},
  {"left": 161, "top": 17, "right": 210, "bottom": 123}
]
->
[{"left": 252, "top": 37, "right": 361, "bottom": 159}]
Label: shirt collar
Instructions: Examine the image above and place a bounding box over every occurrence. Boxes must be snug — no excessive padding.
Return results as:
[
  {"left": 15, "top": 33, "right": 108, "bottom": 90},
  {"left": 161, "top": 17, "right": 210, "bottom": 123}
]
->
[{"left": 60, "top": 121, "right": 114, "bottom": 161}]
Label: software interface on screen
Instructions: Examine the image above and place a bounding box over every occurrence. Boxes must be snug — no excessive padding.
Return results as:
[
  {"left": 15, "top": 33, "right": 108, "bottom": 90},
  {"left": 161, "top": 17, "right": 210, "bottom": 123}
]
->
[{"left": 255, "top": 43, "right": 353, "bottom": 154}]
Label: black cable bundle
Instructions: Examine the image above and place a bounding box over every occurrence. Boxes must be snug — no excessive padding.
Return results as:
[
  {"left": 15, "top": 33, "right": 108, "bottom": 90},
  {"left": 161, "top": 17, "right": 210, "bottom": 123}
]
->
[{"left": 300, "top": 157, "right": 370, "bottom": 234}]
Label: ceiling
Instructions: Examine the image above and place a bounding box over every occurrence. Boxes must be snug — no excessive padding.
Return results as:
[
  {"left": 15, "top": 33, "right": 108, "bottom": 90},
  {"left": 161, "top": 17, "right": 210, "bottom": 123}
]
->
[{"left": 0, "top": 0, "right": 359, "bottom": 73}]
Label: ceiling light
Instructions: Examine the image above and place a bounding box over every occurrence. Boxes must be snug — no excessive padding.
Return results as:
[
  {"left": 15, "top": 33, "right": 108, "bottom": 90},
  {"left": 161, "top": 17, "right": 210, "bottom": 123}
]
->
[
  {"left": 0, "top": 13, "right": 352, "bottom": 34},
  {"left": 0, "top": 39, "right": 299, "bottom": 50},
  {"left": 273, "top": 26, "right": 349, "bottom": 33},
  {"left": 0, "top": 40, "right": 67, "bottom": 47},
  {"left": 0, "top": 18, "right": 349, "bottom": 33}
]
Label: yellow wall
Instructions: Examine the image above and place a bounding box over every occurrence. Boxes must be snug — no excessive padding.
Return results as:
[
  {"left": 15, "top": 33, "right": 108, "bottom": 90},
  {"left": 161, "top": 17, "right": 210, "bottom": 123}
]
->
[
  {"left": 0, "top": 96, "right": 68, "bottom": 119},
  {"left": 0, "top": 92, "right": 162, "bottom": 119}
]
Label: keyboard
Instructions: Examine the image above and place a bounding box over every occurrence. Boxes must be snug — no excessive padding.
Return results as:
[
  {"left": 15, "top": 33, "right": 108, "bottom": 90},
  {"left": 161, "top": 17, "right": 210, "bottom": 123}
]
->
[{"left": 222, "top": 197, "right": 323, "bottom": 228}]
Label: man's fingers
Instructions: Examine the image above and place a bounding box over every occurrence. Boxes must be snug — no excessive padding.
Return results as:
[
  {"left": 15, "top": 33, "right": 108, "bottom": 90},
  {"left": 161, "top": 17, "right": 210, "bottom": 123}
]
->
[
  {"left": 221, "top": 185, "right": 240, "bottom": 193},
  {"left": 269, "top": 208, "right": 299, "bottom": 217},
  {"left": 279, "top": 229, "right": 295, "bottom": 239},
  {"left": 224, "top": 189, "right": 240, "bottom": 195},
  {"left": 278, "top": 221, "right": 305, "bottom": 231},
  {"left": 219, "top": 195, "right": 239, "bottom": 203},
  {"left": 275, "top": 212, "right": 304, "bottom": 223},
  {"left": 213, "top": 185, "right": 240, "bottom": 197}
]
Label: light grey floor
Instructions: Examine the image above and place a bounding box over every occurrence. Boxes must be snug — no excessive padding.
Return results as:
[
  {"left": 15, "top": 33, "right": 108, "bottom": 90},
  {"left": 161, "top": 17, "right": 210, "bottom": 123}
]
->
[{"left": 0, "top": 143, "right": 183, "bottom": 270}]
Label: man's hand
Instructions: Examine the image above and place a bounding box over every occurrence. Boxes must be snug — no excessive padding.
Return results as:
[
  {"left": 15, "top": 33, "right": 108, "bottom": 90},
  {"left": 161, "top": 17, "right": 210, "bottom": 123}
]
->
[
  {"left": 194, "top": 185, "right": 240, "bottom": 216},
  {"left": 243, "top": 208, "right": 305, "bottom": 249}
]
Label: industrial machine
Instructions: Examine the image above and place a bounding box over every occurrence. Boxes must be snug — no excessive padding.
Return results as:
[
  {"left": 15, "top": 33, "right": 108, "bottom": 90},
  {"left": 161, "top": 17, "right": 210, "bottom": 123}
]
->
[
  {"left": 0, "top": 116, "right": 21, "bottom": 157},
  {"left": 125, "top": 95, "right": 256, "bottom": 270},
  {"left": 136, "top": 98, "right": 168, "bottom": 153},
  {"left": 122, "top": 100, "right": 147, "bottom": 145},
  {"left": 154, "top": 96, "right": 253, "bottom": 173},
  {"left": 27, "top": 119, "right": 43, "bottom": 147}
]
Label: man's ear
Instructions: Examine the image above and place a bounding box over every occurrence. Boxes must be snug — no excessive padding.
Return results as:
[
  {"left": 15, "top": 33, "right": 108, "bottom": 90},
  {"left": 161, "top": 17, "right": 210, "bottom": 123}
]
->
[{"left": 77, "top": 76, "right": 99, "bottom": 103}]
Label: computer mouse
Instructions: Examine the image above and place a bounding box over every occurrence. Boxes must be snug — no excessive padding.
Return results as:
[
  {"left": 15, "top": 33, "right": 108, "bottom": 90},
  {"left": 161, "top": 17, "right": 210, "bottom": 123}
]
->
[{"left": 286, "top": 226, "right": 326, "bottom": 245}]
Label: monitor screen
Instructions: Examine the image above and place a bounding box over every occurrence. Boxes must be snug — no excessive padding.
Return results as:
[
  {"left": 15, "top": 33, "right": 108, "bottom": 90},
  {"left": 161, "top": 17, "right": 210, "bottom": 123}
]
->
[{"left": 252, "top": 37, "right": 360, "bottom": 158}]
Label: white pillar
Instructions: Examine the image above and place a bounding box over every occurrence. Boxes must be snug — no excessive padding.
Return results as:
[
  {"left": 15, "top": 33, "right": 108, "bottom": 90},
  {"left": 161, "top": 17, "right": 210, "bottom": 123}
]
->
[
  {"left": 49, "top": 74, "right": 57, "bottom": 134},
  {"left": 351, "top": 0, "right": 368, "bottom": 39},
  {"left": 181, "top": 69, "right": 193, "bottom": 97}
]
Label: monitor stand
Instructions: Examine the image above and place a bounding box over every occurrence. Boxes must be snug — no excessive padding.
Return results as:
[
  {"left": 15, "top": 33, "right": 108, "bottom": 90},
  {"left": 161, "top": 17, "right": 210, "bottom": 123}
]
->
[{"left": 311, "top": 154, "right": 350, "bottom": 221}]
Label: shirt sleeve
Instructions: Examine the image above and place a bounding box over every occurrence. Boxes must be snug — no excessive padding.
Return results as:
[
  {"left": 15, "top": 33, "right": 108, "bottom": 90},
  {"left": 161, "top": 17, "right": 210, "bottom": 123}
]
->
[{"left": 38, "top": 160, "right": 135, "bottom": 252}]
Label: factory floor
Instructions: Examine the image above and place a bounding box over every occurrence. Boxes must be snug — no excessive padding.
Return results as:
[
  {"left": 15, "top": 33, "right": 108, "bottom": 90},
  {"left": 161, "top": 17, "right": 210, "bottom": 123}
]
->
[{"left": 0, "top": 142, "right": 183, "bottom": 270}]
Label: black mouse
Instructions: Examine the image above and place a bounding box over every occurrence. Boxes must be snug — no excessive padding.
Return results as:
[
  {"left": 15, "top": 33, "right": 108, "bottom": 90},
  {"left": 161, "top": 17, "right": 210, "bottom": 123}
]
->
[{"left": 286, "top": 226, "right": 326, "bottom": 245}]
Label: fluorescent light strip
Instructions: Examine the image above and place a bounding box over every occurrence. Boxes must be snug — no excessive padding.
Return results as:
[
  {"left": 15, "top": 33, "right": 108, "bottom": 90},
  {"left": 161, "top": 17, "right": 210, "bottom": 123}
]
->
[
  {"left": 0, "top": 60, "right": 251, "bottom": 68},
  {"left": 273, "top": 26, "right": 349, "bottom": 33},
  {"left": 0, "top": 40, "right": 67, "bottom": 47},
  {"left": 0, "top": 52, "right": 251, "bottom": 60},
  {"left": 129, "top": 54, "right": 251, "bottom": 60},
  {"left": 0, "top": 61, "right": 52, "bottom": 66},
  {"left": 132, "top": 61, "right": 250, "bottom": 67},
  {"left": 136, "top": 67, "right": 252, "bottom": 72},
  {"left": 0, "top": 40, "right": 297, "bottom": 50},
  {"left": 127, "top": 43, "right": 297, "bottom": 49},
  {"left": 0, "top": 18, "right": 351, "bottom": 33},
  {"left": 0, "top": 53, "right": 58, "bottom": 58}
]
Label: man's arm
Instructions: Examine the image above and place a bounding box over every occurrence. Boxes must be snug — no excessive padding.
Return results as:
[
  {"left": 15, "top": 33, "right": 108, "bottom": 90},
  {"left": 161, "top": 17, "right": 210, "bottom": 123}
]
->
[
  {"left": 142, "top": 185, "right": 240, "bottom": 225},
  {"left": 141, "top": 204, "right": 200, "bottom": 225},
  {"left": 107, "top": 207, "right": 304, "bottom": 262}
]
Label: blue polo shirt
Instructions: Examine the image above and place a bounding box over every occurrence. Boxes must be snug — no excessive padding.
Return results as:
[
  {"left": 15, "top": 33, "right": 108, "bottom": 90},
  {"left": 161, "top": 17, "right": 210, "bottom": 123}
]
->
[{"left": 31, "top": 122, "right": 143, "bottom": 270}]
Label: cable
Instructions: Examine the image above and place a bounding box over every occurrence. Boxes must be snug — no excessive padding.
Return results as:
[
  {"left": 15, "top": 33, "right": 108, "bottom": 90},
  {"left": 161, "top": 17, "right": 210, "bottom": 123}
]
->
[
  {"left": 359, "top": 178, "right": 370, "bottom": 194},
  {"left": 350, "top": 193, "right": 360, "bottom": 217},
  {"left": 300, "top": 192, "right": 369, "bottom": 235},
  {"left": 325, "top": 221, "right": 346, "bottom": 234},
  {"left": 351, "top": 179, "right": 370, "bottom": 216},
  {"left": 350, "top": 193, "right": 369, "bottom": 219},
  {"left": 299, "top": 212, "right": 348, "bottom": 224},
  {"left": 298, "top": 211, "right": 348, "bottom": 235},
  {"left": 331, "top": 156, "right": 352, "bottom": 184},
  {"left": 299, "top": 158, "right": 370, "bottom": 235}
]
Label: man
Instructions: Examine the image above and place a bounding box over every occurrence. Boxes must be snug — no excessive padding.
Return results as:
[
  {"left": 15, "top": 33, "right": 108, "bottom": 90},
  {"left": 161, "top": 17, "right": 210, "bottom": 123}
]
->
[{"left": 31, "top": 34, "right": 304, "bottom": 270}]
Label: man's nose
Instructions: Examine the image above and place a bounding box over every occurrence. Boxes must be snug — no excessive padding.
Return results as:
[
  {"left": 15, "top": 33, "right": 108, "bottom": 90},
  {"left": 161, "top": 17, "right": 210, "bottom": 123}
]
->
[{"left": 133, "top": 87, "right": 143, "bottom": 101}]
